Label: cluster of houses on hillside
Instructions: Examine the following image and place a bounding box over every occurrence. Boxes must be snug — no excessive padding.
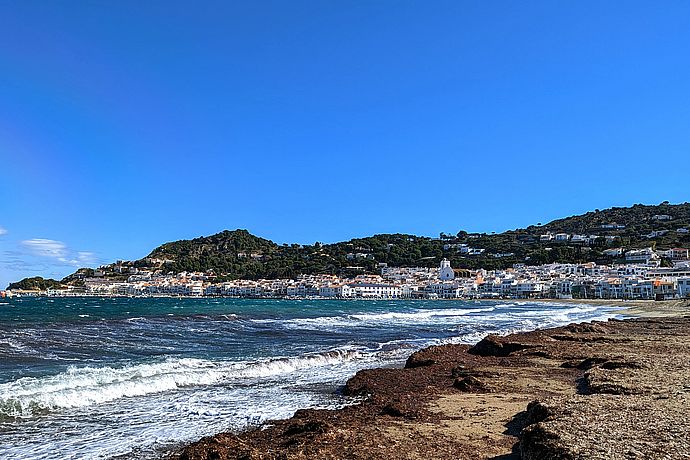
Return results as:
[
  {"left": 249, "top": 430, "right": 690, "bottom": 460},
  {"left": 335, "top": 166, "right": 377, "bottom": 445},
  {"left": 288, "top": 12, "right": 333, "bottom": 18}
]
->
[
  {"left": 5, "top": 244, "right": 690, "bottom": 300},
  {"left": 539, "top": 233, "right": 619, "bottom": 244}
]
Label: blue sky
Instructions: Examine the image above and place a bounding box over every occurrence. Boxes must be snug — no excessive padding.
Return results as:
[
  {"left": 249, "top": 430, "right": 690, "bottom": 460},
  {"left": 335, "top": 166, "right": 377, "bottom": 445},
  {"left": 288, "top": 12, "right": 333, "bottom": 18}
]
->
[{"left": 1, "top": 1, "right": 689, "bottom": 287}]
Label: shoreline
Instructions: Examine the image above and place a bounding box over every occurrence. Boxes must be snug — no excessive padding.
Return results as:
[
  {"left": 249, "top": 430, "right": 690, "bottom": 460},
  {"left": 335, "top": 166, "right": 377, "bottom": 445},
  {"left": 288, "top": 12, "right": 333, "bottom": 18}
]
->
[
  {"left": 172, "top": 303, "right": 690, "bottom": 459},
  {"left": 527, "top": 297, "right": 690, "bottom": 317},
  {"left": 6, "top": 292, "right": 690, "bottom": 303}
]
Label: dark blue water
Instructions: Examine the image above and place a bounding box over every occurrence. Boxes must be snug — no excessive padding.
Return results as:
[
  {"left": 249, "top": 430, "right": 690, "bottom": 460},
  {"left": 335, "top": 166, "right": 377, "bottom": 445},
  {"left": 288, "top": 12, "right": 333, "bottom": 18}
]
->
[{"left": 0, "top": 297, "right": 620, "bottom": 459}]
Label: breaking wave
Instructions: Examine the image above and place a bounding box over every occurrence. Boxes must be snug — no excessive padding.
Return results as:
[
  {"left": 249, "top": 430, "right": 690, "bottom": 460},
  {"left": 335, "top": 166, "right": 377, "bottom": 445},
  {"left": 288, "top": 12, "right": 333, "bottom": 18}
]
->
[
  {"left": 257, "top": 306, "right": 498, "bottom": 330},
  {"left": 0, "top": 297, "right": 625, "bottom": 460},
  {"left": 0, "top": 349, "right": 365, "bottom": 418},
  {"left": 256, "top": 303, "right": 610, "bottom": 332},
  {"left": 348, "top": 306, "right": 496, "bottom": 321}
]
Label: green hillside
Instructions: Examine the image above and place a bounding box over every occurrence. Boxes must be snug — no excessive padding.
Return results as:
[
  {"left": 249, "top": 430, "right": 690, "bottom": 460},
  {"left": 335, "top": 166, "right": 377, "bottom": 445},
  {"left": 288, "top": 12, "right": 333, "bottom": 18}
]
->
[
  {"left": 539, "top": 202, "right": 690, "bottom": 234},
  {"left": 7, "top": 277, "right": 64, "bottom": 291},
  {"left": 141, "top": 230, "right": 444, "bottom": 279},
  {"left": 49, "top": 201, "right": 690, "bottom": 284}
]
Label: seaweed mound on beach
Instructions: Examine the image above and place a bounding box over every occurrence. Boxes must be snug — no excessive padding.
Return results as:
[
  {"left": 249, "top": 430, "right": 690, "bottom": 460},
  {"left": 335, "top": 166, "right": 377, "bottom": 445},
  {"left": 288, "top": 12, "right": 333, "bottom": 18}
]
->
[
  {"left": 520, "top": 318, "right": 690, "bottom": 460},
  {"left": 175, "top": 318, "right": 690, "bottom": 460}
]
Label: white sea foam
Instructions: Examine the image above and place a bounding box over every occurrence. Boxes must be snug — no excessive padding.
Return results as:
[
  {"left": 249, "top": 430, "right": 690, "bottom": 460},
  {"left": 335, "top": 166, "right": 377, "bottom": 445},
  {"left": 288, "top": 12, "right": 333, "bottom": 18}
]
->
[
  {"left": 349, "top": 306, "right": 495, "bottom": 321},
  {"left": 0, "top": 338, "right": 28, "bottom": 352},
  {"left": 258, "top": 306, "right": 499, "bottom": 331},
  {"left": 493, "top": 303, "right": 520, "bottom": 308},
  {"left": 259, "top": 303, "right": 615, "bottom": 334},
  {"left": 440, "top": 306, "right": 621, "bottom": 345},
  {"left": 0, "top": 300, "right": 621, "bottom": 459},
  {"left": 0, "top": 349, "right": 366, "bottom": 418}
]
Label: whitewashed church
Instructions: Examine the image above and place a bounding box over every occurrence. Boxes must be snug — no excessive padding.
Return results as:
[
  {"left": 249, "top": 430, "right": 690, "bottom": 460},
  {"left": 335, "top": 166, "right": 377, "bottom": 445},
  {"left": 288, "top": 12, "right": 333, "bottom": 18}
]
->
[{"left": 439, "top": 258, "right": 455, "bottom": 280}]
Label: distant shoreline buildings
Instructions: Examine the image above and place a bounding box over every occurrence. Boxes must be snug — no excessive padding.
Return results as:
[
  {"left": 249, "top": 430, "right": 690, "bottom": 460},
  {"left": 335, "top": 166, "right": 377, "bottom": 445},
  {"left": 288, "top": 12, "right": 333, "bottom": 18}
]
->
[{"left": 5, "top": 252, "right": 690, "bottom": 301}]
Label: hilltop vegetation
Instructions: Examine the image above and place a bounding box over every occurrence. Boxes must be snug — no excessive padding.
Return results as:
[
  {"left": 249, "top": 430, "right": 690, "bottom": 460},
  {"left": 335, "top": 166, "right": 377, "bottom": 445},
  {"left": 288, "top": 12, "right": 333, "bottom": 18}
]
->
[
  {"left": 9, "top": 202, "right": 687, "bottom": 289},
  {"left": 130, "top": 202, "right": 690, "bottom": 280},
  {"left": 7, "top": 277, "right": 64, "bottom": 291},
  {"left": 143, "top": 230, "right": 444, "bottom": 279},
  {"left": 539, "top": 201, "right": 690, "bottom": 235}
]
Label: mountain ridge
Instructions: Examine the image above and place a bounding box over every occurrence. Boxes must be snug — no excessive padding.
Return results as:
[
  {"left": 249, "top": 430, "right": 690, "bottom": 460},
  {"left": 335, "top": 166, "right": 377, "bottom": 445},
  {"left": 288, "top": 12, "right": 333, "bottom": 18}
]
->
[{"left": 7, "top": 202, "right": 690, "bottom": 289}]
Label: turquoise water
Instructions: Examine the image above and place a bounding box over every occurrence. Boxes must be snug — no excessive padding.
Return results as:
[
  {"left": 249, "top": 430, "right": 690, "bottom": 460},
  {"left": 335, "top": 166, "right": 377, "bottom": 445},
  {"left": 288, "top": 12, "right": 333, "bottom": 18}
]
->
[{"left": 0, "top": 297, "right": 619, "bottom": 459}]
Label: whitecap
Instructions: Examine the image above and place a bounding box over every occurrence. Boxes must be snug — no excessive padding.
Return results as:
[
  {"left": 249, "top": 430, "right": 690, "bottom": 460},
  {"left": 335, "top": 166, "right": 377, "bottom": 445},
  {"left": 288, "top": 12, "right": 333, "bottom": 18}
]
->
[{"left": 0, "top": 349, "right": 367, "bottom": 418}]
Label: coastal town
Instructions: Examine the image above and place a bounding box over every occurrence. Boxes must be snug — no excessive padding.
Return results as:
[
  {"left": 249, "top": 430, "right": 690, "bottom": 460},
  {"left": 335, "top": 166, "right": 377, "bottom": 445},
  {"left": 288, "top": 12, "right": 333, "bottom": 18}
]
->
[
  {"left": 4, "top": 244, "right": 690, "bottom": 301},
  {"left": 5, "top": 4, "right": 690, "bottom": 459}
]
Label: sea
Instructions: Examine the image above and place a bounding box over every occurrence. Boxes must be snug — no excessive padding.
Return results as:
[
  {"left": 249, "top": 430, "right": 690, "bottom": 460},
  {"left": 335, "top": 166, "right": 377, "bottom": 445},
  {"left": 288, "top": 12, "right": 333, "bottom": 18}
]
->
[{"left": 0, "top": 297, "right": 622, "bottom": 459}]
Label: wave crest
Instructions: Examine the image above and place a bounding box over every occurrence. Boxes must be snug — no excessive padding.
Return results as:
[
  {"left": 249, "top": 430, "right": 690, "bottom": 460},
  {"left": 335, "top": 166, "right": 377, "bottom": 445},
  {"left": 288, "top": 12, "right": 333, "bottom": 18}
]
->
[{"left": 0, "top": 350, "right": 364, "bottom": 418}]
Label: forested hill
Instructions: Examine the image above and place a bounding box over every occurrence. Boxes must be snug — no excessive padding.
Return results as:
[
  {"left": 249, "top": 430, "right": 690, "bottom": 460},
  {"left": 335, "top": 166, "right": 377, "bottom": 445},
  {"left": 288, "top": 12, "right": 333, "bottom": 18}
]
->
[
  {"left": 146, "top": 229, "right": 278, "bottom": 274},
  {"left": 537, "top": 202, "right": 690, "bottom": 234},
  {"left": 7, "top": 277, "right": 65, "bottom": 291},
  {"left": 141, "top": 230, "right": 442, "bottom": 280},
  {"left": 54, "top": 201, "right": 690, "bottom": 284}
]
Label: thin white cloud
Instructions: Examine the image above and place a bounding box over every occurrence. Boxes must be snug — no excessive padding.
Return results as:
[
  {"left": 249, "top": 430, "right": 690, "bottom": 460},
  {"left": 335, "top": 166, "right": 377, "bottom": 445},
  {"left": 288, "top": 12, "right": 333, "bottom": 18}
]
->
[
  {"left": 57, "top": 251, "right": 98, "bottom": 266},
  {"left": 22, "top": 239, "right": 68, "bottom": 258},
  {"left": 20, "top": 239, "right": 98, "bottom": 267},
  {"left": 77, "top": 251, "right": 97, "bottom": 263},
  {"left": 0, "top": 226, "right": 7, "bottom": 236}
]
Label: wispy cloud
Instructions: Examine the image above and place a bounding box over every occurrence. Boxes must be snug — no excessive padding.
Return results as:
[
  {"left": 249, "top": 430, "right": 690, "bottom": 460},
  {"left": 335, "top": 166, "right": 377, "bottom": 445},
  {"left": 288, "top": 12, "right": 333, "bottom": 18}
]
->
[
  {"left": 72, "top": 251, "right": 97, "bottom": 265},
  {"left": 20, "top": 239, "right": 99, "bottom": 267},
  {"left": 22, "top": 239, "right": 68, "bottom": 258},
  {"left": 0, "top": 226, "right": 7, "bottom": 236},
  {"left": 1, "top": 238, "right": 99, "bottom": 288}
]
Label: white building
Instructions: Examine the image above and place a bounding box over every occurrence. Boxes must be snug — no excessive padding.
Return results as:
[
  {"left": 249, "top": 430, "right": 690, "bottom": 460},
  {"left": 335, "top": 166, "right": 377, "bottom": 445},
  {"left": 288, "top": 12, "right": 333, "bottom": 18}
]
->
[
  {"left": 678, "top": 278, "right": 690, "bottom": 298},
  {"left": 349, "top": 283, "right": 400, "bottom": 298},
  {"left": 427, "top": 282, "right": 461, "bottom": 298},
  {"left": 622, "top": 280, "right": 654, "bottom": 299},
  {"left": 319, "top": 284, "right": 349, "bottom": 297},
  {"left": 646, "top": 230, "right": 669, "bottom": 239},
  {"left": 571, "top": 234, "right": 589, "bottom": 244},
  {"left": 669, "top": 248, "right": 689, "bottom": 260},
  {"left": 625, "top": 248, "right": 659, "bottom": 264},
  {"left": 555, "top": 280, "right": 573, "bottom": 299},
  {"left": 515, "top": 281, "right": 545, "bottom": 298},
  {"left": 439, "top": 258, "right": 455, "bottom": 280}
]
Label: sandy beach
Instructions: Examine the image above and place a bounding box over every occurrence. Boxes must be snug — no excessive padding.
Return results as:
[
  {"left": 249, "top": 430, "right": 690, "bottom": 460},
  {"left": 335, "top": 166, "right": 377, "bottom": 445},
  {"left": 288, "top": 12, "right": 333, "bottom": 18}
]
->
[
  {"left": 174, "top": 302, "right": 690, "bottom": 459},
  {"left": 528, "top": 297, "right": 690, "bottom": 318}
]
